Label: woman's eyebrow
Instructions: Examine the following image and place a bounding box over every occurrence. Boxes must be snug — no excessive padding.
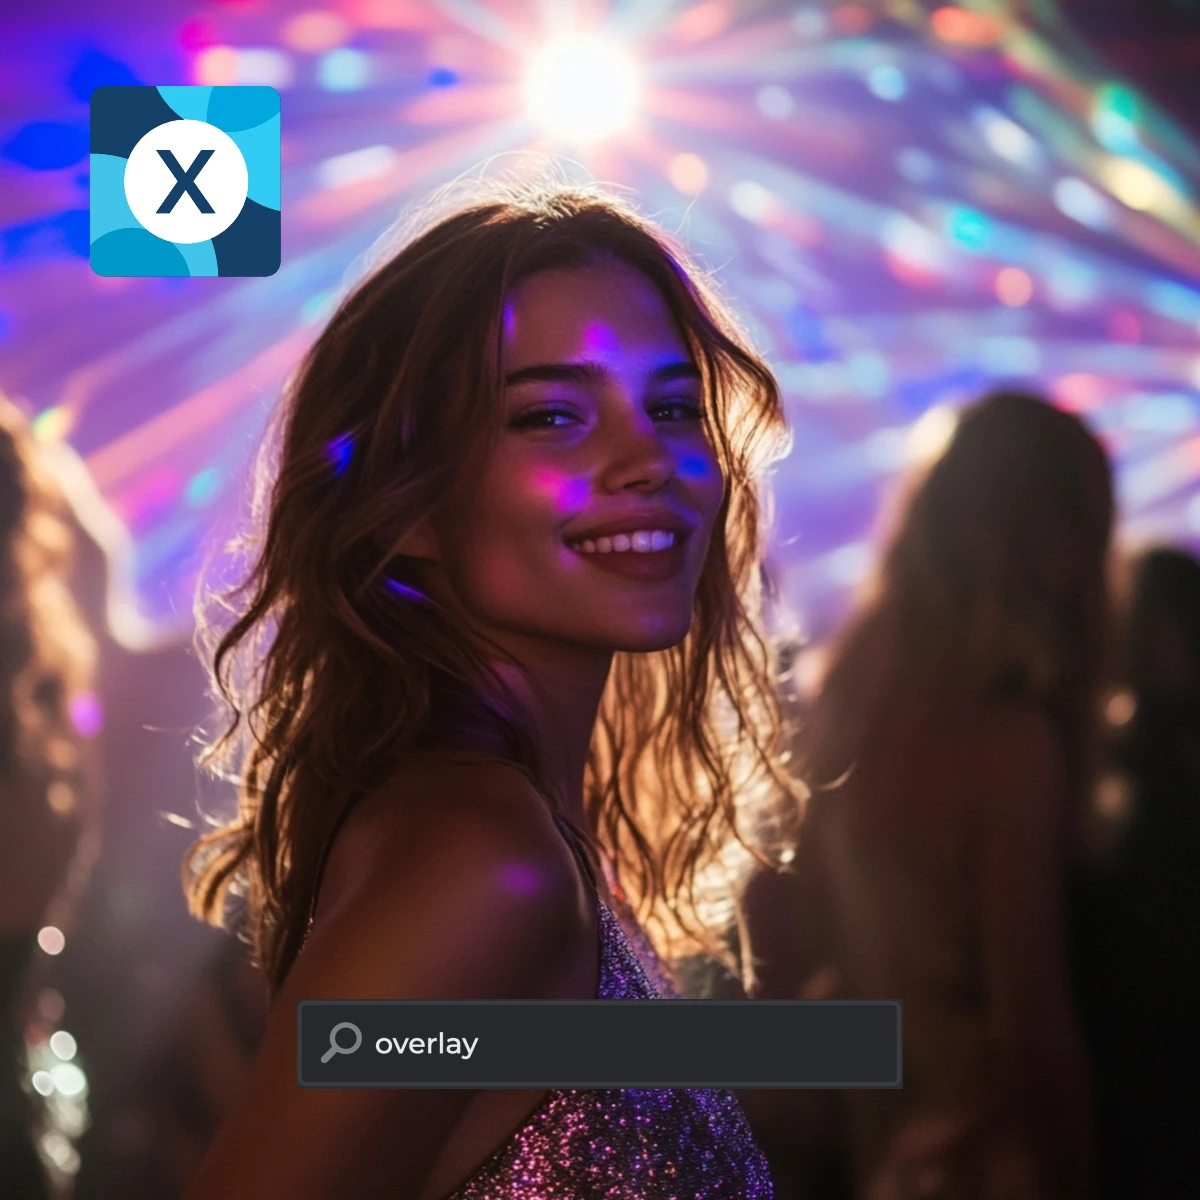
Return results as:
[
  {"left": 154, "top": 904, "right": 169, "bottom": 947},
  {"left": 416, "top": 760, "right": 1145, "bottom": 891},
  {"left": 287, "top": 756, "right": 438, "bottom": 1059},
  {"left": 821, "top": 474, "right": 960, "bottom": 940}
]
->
[{"left": 503, "top": 360, "right": 701, "bottom": 388}]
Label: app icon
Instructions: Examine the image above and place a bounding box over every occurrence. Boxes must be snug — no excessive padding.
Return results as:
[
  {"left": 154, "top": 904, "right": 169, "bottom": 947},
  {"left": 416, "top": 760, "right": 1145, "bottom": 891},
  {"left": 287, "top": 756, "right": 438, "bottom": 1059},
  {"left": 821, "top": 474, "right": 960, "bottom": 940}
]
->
[{"left": 90, "top": 86, "right": 280, "bottom": 277}]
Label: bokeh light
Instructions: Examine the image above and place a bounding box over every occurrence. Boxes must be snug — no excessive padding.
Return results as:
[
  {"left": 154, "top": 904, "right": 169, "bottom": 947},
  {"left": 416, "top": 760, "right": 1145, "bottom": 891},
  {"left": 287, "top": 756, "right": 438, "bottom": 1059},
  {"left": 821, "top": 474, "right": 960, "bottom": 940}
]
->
[{"left": 522, "top": 35, "right": 640, "bottom": 144}]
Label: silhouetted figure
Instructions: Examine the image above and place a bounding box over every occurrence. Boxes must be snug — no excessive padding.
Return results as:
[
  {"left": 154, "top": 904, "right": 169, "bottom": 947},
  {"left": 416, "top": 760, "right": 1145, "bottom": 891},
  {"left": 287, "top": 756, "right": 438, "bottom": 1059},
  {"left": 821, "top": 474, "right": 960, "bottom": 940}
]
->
[
  {"left": 1072, "top": 546, "right": 1200, "bottom": 1199},
  {"left": 746, "top": 392, "right": 1113, "bottom": 1200}
]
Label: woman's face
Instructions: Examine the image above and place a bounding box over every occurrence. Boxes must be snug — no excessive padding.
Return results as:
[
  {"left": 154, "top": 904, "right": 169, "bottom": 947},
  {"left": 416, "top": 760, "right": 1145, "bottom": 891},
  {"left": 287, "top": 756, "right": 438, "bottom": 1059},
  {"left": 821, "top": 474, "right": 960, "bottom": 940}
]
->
[{"left": 423, "top": 260, "right": 725, "bottom": 661}]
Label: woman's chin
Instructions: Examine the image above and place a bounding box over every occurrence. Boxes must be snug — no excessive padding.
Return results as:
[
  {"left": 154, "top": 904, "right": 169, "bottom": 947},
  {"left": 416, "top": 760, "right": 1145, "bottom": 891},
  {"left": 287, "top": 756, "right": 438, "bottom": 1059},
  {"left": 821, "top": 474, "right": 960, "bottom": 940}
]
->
[{"left": 605, "top": 615, "right": 693, "bottom": 654}]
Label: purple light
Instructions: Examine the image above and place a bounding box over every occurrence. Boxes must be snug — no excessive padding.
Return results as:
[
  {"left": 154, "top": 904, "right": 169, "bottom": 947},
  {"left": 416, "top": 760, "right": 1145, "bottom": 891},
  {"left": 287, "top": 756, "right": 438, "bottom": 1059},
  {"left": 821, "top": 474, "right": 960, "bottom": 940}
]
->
[
  {"left": 69, "top": 692, "right": 104, "bottom": 738},
  {"left": 384, "top": 578, "right": 429, "bottom": 603},
  {"left": 499, "top": 862, "right": 543, "bottom": 896},
  {"left": 579, "top": 320, "right": 620, "bottom": 354}
]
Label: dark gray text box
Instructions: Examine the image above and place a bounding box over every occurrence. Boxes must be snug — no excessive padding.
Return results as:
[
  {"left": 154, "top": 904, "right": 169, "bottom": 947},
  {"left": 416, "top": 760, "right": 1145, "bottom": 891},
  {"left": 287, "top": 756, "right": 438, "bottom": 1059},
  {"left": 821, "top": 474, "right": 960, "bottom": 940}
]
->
[{"left": 298, "top": 1000, "right": 901, "bottom": 1088}]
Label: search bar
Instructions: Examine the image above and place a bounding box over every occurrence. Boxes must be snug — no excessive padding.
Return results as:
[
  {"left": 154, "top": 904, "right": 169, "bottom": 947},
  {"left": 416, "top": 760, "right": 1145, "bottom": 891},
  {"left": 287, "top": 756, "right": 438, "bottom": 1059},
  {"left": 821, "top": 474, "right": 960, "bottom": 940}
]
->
[{"left": 298, "top": 999, "right": 902, "bottom": 1088}]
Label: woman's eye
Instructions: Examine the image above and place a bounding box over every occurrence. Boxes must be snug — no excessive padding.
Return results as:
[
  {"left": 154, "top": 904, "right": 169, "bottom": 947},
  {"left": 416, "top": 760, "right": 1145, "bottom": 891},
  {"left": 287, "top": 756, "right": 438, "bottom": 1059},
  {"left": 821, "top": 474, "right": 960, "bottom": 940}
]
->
[
  {"left": 652, "top": 399, "right": 705, "bottom": 422},
  {"left": 508, "top": 399, "right": 705, "bottom": 430},
  {"left": 509, "top": 405, "right": 578, "bottom": 430}
]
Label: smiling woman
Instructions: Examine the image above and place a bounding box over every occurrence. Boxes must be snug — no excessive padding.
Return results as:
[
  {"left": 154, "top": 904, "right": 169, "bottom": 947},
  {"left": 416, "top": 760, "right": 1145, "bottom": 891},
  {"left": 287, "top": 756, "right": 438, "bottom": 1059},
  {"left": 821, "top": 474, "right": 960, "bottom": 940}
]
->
[{"left": 179, "top": 172, "right": 803, "bottom": 1200}]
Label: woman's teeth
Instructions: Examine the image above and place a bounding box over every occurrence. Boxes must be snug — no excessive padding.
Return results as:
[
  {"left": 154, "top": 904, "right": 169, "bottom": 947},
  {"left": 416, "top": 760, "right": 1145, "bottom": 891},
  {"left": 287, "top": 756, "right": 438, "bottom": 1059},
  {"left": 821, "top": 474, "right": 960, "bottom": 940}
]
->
[{"left": 571, "top": 530, "right": 677, "bottom": 554}]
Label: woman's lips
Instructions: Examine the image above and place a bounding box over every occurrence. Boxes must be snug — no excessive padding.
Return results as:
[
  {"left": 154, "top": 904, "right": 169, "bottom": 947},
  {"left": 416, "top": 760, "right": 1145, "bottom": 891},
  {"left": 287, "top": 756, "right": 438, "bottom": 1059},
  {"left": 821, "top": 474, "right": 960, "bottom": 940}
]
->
[{"left": 565, "top": 534, "right": 689, "bottom": 581}]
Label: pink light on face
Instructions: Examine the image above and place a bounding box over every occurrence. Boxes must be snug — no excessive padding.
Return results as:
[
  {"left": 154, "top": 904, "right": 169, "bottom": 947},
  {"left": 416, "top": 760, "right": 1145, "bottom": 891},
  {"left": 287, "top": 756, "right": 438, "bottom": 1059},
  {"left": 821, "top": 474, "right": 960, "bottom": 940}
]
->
[
  {"left": 530, "top": 469, "right": 590, "bottom": 514},
  {"left": 579, "top": 320, "right": 621, "bottom": 355},
  {"left": 69, "top": 693, "right": 104, "bottom": 738}
]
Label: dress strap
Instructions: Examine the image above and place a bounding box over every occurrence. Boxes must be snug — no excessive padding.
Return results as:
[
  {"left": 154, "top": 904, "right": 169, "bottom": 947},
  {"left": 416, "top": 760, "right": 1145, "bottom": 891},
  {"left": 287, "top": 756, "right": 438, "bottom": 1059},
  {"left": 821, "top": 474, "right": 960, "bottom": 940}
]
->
[
  {"left": 549, "top": 808, "right": 602, "bottom": 900},
  {"left": 304, "top": 789, "right": 367, "bottom": 940}
]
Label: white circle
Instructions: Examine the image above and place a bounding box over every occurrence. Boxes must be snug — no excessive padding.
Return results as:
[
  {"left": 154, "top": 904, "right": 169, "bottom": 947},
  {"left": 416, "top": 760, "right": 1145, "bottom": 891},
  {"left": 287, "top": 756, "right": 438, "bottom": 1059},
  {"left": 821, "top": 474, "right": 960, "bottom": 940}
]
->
[{"left": 124, "top": 119, "right": 249, "bottom": 244}]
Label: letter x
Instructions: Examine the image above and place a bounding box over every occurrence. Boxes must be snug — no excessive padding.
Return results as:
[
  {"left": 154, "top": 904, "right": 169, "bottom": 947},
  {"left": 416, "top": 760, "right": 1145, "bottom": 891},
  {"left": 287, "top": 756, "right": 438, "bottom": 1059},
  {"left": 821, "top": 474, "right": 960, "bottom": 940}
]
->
[{"left": 156, "top": 149, "right": 216, "bottom": 214}]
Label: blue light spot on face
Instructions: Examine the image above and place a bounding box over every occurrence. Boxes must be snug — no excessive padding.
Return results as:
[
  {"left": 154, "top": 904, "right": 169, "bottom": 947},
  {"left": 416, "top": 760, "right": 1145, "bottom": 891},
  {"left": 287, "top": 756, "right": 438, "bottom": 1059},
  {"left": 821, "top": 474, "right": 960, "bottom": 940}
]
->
[
  {"left": 326, "top": 432, "right": 354, "bottom": 476},
  {"left": 2, "top": 123, "right": 88, "bottom": 170},
  {"left": 678, "top": 452, "right": 714, "bottom": 481},
  {"left": 428, "top": 67, "right": 459, "bottom": 87},
  {"left": 384, "top": 578, "right": 430, "bottom": 604},
  {"left": 549, "top": 474, "right": 589, "bottom": 513}
]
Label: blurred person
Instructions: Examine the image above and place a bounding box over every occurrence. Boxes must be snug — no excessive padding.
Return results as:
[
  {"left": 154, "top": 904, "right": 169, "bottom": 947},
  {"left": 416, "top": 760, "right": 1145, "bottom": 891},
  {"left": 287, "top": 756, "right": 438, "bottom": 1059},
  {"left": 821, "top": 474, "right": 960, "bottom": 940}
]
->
[
  {"left": 180, "top": 174, "right": 803, "bottom": 1200},
  {"left": 116, "top": 933, "right": 268, "bottom": 1199},
  {"left": 1072, "top": 546, "right": 1200, "bottom": 1198},
  {"left": 744, "top": 391, "right": 1113, "bottom": 1200},
  {"left": 0, "top": 396, "right": 99, "bottom": 1198}
]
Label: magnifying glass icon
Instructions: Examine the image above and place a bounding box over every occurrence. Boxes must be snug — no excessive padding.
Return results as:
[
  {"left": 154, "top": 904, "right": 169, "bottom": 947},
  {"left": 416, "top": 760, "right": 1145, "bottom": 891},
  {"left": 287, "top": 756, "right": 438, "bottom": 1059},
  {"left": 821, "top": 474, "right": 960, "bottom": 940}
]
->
[{"left": 321, "top": 1021, "right": 363, "bottom": 1063}]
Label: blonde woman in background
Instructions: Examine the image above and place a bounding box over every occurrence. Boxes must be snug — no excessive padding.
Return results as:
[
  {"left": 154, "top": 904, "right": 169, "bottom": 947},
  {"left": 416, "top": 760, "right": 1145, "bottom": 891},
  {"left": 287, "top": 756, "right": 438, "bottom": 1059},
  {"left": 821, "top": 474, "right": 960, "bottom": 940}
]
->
[
  {"left": 0, "top": 396, "right": 99, "bottom": 1199},
  {"left": 746, "top": 392, "right": 1110, "bottom": 1200}
]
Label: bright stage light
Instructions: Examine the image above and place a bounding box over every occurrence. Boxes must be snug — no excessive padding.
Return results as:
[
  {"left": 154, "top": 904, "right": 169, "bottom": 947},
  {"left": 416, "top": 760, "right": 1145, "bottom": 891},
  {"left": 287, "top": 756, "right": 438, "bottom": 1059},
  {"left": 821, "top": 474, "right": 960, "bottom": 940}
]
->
[{"left": 522, "top": 35, "right": 640, "bottom": 144}]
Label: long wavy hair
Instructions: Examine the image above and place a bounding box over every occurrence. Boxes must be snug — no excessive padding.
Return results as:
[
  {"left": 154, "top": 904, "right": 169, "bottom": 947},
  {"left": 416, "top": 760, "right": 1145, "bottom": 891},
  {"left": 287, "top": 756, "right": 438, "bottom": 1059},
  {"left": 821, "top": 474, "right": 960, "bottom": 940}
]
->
[
  {"left": 806, "top": 390, "right": 1114, "bottom": 811},
  {"left": 0, "top": 393, "right": 98, "bottom": 918},
  {"left": 183, "top": 174, "right": 804, "bottom": 998}
]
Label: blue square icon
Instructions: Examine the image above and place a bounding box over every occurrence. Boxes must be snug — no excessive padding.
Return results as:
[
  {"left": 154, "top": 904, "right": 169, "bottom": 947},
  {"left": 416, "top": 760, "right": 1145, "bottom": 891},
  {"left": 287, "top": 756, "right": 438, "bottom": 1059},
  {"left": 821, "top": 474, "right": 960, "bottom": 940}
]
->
[{"left": 90, "top": 85, "right": 280, "bottom": 277}]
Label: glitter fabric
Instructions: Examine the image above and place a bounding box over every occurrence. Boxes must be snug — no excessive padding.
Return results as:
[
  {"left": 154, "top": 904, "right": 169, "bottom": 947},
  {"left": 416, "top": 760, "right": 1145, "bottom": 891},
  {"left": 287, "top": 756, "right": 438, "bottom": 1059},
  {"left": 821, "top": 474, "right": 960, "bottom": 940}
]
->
[{"left": 445, "top": 898, "right": 774, "bottom": 1200}]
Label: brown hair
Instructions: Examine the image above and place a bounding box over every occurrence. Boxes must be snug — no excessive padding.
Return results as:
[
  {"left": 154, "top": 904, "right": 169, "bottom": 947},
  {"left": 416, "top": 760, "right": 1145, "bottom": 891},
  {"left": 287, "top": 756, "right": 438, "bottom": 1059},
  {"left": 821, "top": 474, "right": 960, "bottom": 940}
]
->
[
  {"left": 183, "top": 171, "right": 804, "bottom": 998},
  {"left": 807, "top": 390, "right": 1114, "bottom": 805},
  {"left": 0, "top": 393, "right": 98, "bottom": 918}
]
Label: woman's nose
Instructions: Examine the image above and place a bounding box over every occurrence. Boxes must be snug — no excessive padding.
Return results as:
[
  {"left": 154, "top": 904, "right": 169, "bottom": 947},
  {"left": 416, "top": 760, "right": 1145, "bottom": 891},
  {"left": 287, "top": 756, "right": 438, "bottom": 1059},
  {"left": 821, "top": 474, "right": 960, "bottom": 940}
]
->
[{"left": 597, "top": 407, "right": 675, "bottom": 494}]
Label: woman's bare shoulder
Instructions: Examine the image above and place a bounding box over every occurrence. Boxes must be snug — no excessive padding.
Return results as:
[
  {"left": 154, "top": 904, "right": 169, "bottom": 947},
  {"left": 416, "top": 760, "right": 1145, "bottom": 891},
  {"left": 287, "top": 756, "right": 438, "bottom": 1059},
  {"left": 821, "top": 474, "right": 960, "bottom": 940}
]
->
[{"left": 307, "top": 753, "right": 591, "bottom": 997}]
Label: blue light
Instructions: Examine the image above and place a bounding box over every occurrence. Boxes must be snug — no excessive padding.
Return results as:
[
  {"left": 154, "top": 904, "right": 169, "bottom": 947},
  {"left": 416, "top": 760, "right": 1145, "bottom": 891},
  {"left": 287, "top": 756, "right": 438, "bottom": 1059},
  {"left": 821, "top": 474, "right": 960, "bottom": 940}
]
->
[
  {"left": 2, "top": 123, "right": 88, "bottom": 170},
  {"left": 326, "top": 432, "right": 354, "bottom": 476},
  {"left": 946, "top": 205, "right": 991, "bottom": 250},
  {"left": 185, "top": 468, "right": 222, "bottom": 508},
  {"left": 1146, "top": 280, "right": 1200, "bottom": 325},
  {"left": 1053, "top": 177, "right": 1110, "bottom": 230},
  {"left": 66, "top": 49, "right": 141, "bottom": 103},
  {"left": 385, "top": 578, "right": 430, "bottom": 603},
  {"left": 428, "top": 67, "right": 459, "bottom": 87},
  {"left": 867, "top": 65, "right": 906, "bottom": 102},
  {"left": 1123, "top": 393, "right": 1198, "bottom": 434},
  {"left": 0, "top": 209, "right": 88, "bottom": 263},
  {"left": 317, "top": 48, "right": 370, "bottom": 92}
]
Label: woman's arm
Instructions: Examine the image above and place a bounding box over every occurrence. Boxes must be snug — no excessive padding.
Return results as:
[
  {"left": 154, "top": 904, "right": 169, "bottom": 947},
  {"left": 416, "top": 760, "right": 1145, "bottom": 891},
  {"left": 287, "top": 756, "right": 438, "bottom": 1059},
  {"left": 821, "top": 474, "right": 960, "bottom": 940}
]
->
[
  {"left": 977, "top": 704, "right": 1097, "bottom": 1200},
  {"left": 182, "top": 766, "right": 588, "bottom": 1200}
]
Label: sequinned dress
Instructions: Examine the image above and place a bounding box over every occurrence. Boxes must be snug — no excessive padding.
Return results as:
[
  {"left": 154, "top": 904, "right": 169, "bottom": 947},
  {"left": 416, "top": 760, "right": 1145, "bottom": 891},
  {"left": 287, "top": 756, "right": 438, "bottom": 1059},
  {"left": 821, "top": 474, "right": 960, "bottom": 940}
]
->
[{"left": 302, "top": 789, "right": 774, "bottom": 1200}]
